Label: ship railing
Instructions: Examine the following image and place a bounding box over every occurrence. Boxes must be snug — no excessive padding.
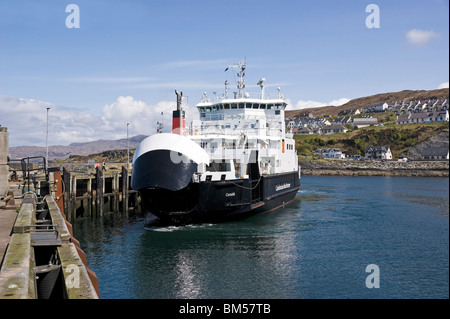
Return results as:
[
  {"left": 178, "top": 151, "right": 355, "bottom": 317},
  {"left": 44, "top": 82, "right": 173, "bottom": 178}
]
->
[
  {"left": 201, "top": 92, "right": 285, "bottom": 103},
  {"left": 199, "top": 113, "right": 283, "bottom": 122},
  {"left": 206, "top": 148, "right": 278, "bottom": 161},
  {"left": 191, "top": 127, "right": 284, "bottom": 138}
]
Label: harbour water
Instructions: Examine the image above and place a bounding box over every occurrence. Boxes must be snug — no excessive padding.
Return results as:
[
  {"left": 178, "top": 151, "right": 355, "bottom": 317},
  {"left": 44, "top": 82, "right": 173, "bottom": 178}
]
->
[{"left": 73, "top": 175, "right": 449, "bottom": 299}]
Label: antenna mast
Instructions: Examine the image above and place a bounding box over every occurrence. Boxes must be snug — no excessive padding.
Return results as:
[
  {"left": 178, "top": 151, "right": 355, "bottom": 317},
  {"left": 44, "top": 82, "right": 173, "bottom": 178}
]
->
[{"left": 226, "top": 60, "right": 246, "bottom": 98}]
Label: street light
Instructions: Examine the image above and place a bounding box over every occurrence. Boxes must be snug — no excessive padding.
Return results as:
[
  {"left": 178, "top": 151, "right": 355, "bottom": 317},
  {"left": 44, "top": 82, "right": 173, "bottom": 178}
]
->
[{"left": 46, "top": 107, "right": 50, "bottom": 169}]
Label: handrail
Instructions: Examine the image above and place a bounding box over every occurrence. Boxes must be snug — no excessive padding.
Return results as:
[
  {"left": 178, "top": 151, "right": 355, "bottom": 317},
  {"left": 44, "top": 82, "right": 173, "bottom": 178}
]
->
[{"left": 21, "top": 156, "right": 47, "bottom": 192}]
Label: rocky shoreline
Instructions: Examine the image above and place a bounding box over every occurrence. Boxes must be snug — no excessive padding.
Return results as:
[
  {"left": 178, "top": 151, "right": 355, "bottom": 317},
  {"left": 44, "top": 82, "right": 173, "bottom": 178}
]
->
[{"left": 298, "top": 160, "right": 449, "bottom": 177}]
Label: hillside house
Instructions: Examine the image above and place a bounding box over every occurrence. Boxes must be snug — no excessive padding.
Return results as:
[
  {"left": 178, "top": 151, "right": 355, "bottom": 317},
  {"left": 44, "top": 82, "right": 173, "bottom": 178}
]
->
[
  {"left": 353, "top": 117, "right": 378, "bottom": 128},
  {"left": 296, "top": 127, "right": 313, "bottom": 135},
  {"left": 338, "top": 109, "right": 361, "bottom": 116},
  {"left": 419, "top": 147, "right": 449, "bottom": 161},
  {"left": 322, "top": 124, "right": 348, "bottom": 135},
  {"left": 331, "top": 117, "right": 352, "bottom": 125},
  {"left": 397, "top": 154, "right": 408, "bottom": 162},
  {"left": 365, "top": 145, "right": 392, "bottom": 160},
  {"left": 315, "top": 148, "right": 345, "bottom": 159},
  {"left": 409, "top": 112, "right": 429, "bottom": 123},
  {"left": 396, "top": 110, "right": 449, "bottom": 125},
  {"left": 375, "top": 103, "right": 389, "bottom": 112},
  {"left": 396, "top": 114, "right": 410, "bottom": 125}
]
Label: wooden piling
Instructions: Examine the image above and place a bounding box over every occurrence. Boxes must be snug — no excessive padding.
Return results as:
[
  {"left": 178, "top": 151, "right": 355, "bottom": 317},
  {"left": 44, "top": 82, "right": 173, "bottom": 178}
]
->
[
  {"left": 62, "top": 167, "right": 72, "bottom": 222},
  {"left": 96, "top": 167, "right": 103, "bottom": 216},
  {"left": 122, "top": 166, "right": 129, "bottom": 213},
  {"left": 60, "top": 166, "right": 137, "bottom": 220}
]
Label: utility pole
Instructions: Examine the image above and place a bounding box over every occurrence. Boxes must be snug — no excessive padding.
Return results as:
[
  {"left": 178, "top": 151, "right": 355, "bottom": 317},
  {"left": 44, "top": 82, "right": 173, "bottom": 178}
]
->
[{"left": 46, "top": 107, "right": 50, "bottom": 169}]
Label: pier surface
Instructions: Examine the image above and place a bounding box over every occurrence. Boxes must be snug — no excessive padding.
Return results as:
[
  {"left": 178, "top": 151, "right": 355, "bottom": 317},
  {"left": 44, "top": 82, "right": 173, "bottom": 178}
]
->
[
  {"left": 0, "top": 207, "right": 17, "bottom": 264},
  {"left": 0, "top": 170, "right": 100, "bottom": 299},
  {"left": 0, "top": 181, "right": 22, "bottom": 264}
]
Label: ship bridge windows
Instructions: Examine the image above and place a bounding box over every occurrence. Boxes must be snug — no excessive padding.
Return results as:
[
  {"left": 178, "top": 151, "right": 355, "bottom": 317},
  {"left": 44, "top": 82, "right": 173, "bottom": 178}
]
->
[
  {"left": 197, "top": 101, "right": 286, "bottom": 114},
  {"left": 198, "top": 106, "right": 212, "bottom": 113}
]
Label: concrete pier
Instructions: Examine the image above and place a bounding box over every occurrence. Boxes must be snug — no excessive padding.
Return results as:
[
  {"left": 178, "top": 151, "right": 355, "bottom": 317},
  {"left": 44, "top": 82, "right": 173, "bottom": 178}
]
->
[
  {"left": 0, "top": 171, "right": 100, "bottom": 299},
  {"left": 0, "top": 207, "right": 18, "bottom": 274},
  {"left": 0, "top": 127, "right": 9, "bottom": 197},
  {"left": 0, "top": 124, "right": 139, "bottom": 298}
]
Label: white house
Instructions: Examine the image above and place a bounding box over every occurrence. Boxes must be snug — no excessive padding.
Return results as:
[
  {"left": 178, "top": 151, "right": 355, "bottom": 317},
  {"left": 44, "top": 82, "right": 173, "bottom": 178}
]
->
[
  {"left": 316, "top": 148, "right": 345, "bottom": 159},
  {"left": 365, "top": 145, "right": 392, "bottom": 160},
  {"left": 396, "top": 110, "right": 449, "bottom": 125},
  {"left": 321, "top": 124, "right": 348, "bottom": 135},
  {"left": 375, "top": 103, "right": 389, "bottom": 112},
  {"left": 353, "top": 117, "right": 378, "bottom": 128}
]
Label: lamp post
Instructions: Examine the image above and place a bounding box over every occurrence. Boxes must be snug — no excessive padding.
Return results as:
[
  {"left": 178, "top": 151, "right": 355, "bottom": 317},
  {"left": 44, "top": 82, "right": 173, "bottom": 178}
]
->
[
  {"left": 127, "top": 122, "right": 130, "bottom": 169},
  {"left": 46, "top": 107, "right": 50, "bottom": 169}
]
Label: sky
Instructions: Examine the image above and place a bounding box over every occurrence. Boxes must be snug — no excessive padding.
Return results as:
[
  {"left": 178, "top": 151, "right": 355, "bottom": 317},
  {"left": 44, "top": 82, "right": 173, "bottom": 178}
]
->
[{"left": 0, "top": 0, "right": 448, "bottom": 147}]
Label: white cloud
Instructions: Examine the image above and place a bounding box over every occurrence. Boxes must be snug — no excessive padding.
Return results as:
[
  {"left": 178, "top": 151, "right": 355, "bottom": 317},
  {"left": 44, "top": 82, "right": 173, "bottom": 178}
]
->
[
  {"left": 0, "top": 95, "right": 105, "bottom": 146},
  {"left": 286, "top": 97, "right": 350, "bottom": 110},
  {"left": 438, "top": 82, "right": 449, "bottom": 89},
  {"left": 100, "top": 96, "right": 198, "bottom": 138},
  {"left": 406, "top": 29, "right": 440, "bottom": 46},
  {"left": 0, "top": 95, "right": 199, "bottom": 147}
]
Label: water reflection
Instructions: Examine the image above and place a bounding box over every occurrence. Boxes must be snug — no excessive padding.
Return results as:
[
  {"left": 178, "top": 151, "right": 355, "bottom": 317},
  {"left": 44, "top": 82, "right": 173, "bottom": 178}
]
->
[
  {"left": 130, "top": 198, "right": 304, "bottom": 298},
  {"left": 174, "top": 251, "right": 203, "bottom": 298}
]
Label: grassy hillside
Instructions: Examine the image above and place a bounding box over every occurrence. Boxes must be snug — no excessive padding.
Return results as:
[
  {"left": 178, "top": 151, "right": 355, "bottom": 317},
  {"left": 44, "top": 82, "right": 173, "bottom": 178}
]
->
[
  {"left": 53, "top": 148, "right": 136, "bottom": 164},
  {"left": 294, "top": 122, "right": 449, "bottom": 158}
]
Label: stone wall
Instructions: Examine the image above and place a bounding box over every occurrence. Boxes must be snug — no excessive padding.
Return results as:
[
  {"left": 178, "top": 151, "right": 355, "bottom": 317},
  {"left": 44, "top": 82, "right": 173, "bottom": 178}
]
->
[
  {"left": 0, "top": 127, "right": 9, "bottom": 196},
  {"left": 299, "top": 159, "right": 449, "bottom": 177}
]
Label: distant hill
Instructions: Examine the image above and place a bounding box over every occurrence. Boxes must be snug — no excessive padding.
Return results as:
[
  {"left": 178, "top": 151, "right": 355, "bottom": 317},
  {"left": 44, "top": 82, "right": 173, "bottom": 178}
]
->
[
  {"left": 286, "top": 88, "right": 449, "bottom": 118},
  {"left": 9, "top": 135, "right": 147, "bottom": 160},
  {"left": 62, "top": 148, "right": 136, "bottom": 163}
]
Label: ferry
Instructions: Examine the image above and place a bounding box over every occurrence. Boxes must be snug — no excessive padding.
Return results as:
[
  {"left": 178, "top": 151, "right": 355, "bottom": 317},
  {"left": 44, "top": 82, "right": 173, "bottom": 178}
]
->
[{"left": 131, "top": 61, "right": 301, "bottom": 225}]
